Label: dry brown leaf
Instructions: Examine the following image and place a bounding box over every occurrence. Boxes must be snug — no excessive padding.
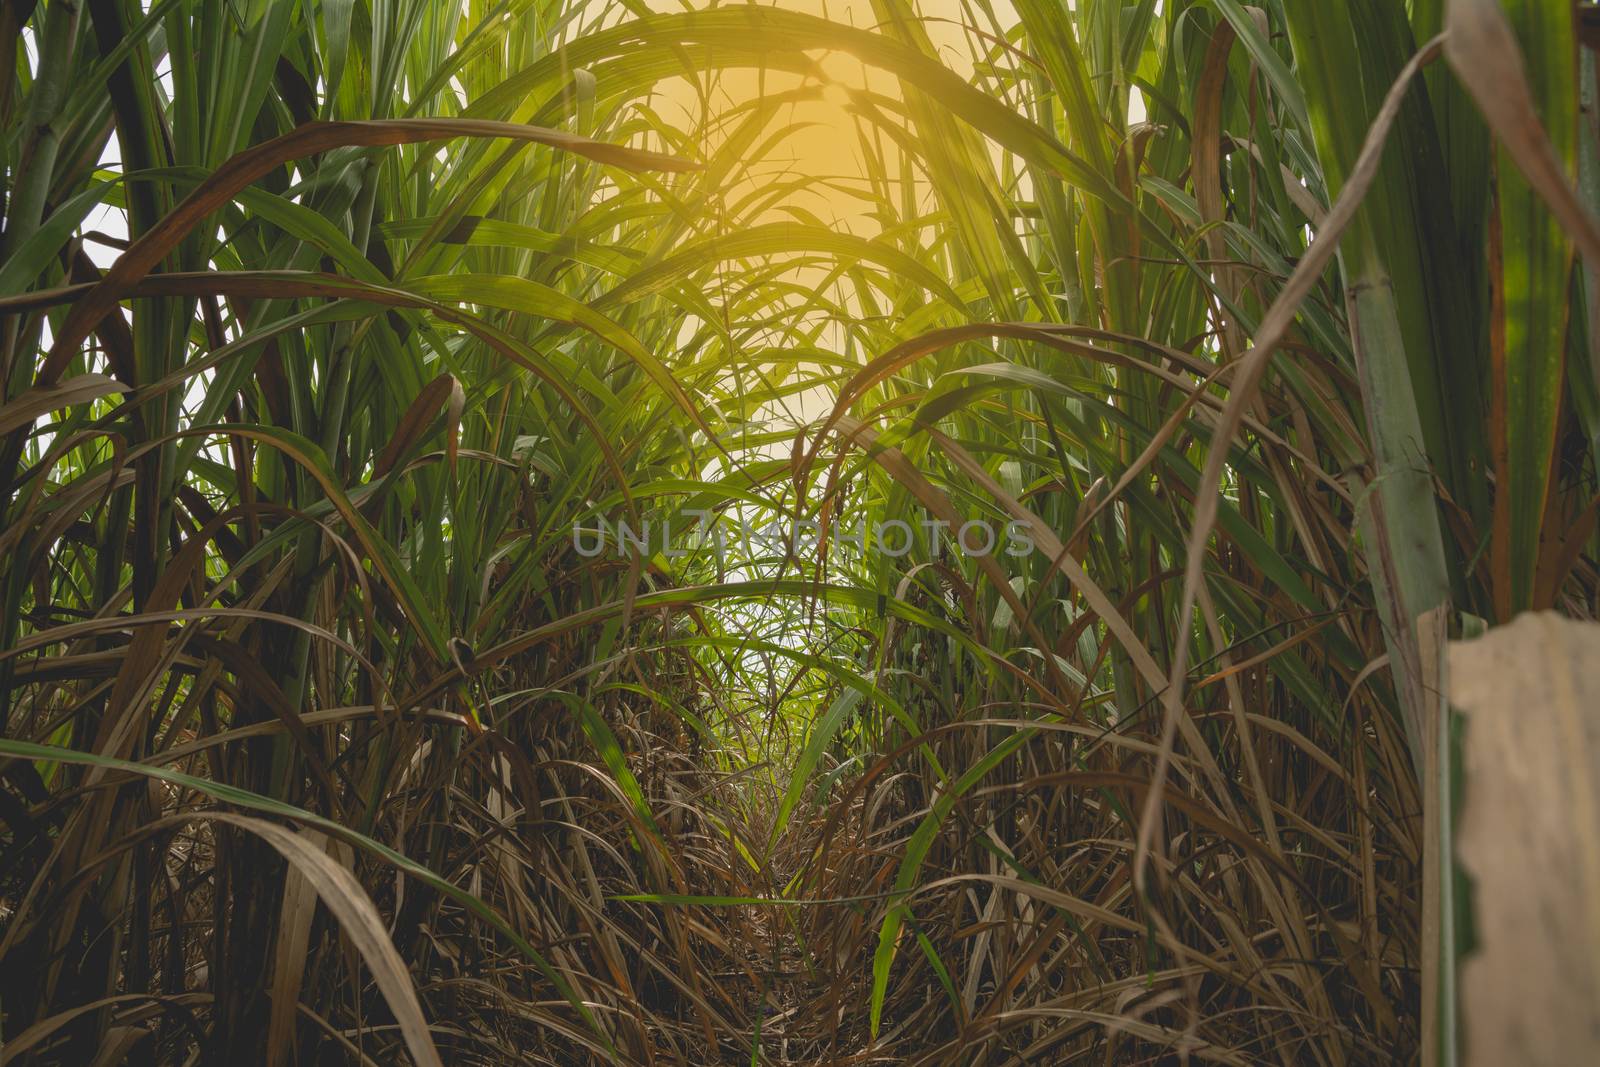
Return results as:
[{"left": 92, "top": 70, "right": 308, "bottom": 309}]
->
[
  {"left": 1451, "top": 612, "right": 1600, "bottom": 1067},
  {"left": 1444, "top": 0, "right": 1600, "bottom": 266},
  {"left": 0, "top": 373, "right": 127, "bottom": 436},
  {"left": 205, "top": 814, "right": 444, "bottom": 1067},
  {"left": 268, "top": 830, "right": 330, "bottom": 1067}
]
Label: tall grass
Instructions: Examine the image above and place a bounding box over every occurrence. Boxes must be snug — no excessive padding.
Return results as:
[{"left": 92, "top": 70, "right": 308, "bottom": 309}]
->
[{"left": 1, "top": 0, "right": 1596, "bottom": 1063}]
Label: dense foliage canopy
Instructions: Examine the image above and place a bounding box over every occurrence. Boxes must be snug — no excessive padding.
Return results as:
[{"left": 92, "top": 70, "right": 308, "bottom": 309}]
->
[{"left": 2, "top": 0, "right": 1597, "bottom": 1063}]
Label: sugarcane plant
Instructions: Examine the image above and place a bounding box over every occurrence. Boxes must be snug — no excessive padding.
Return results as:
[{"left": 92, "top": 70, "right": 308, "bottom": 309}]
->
[{"left": 0, "top": 0, "right": 1596, "bottom": 1064}]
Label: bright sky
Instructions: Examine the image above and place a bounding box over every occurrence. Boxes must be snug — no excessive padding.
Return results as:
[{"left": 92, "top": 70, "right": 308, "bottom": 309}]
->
[
  {"left": 627, "top": 0, "right": 1034, "bottom": 434},
  {"left": 641, "top": 0, "right": 1018, "bottom": 233}
]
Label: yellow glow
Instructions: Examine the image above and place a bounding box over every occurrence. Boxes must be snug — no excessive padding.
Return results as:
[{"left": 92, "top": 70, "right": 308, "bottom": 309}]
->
[
  {"left": 634, "top": 0, "right": 1026, "bottom": 238},
  {"left": 637, "top": 0, "right": 1009, "bottom": 232},
  {"left": 650, "top": 61, "right": 891, "bottom": 232},
  {"left": 639, "top": 3, "right": 922, "bottom": 233}
]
